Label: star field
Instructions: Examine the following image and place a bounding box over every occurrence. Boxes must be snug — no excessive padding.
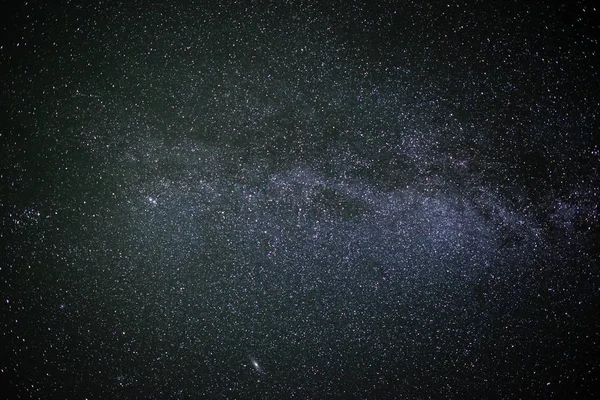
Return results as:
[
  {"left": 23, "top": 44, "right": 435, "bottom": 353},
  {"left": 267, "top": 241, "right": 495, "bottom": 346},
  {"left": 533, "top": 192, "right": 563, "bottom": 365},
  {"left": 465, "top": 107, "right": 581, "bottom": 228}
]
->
[{"left": 1, "top": 1, "right": 599, "bottom": 398}]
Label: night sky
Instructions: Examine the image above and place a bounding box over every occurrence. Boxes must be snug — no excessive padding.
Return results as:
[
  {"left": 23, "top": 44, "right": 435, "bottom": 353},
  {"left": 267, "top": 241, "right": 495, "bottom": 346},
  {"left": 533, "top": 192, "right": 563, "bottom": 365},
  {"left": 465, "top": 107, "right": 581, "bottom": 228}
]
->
[{"left": 1, "top": 1, "right": 599, "bottom": 399}]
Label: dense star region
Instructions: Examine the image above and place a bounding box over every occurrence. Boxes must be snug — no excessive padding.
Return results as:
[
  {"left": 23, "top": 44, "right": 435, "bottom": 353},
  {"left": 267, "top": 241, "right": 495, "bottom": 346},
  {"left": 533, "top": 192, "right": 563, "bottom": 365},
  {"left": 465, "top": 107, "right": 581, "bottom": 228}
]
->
[{"left": 1, "top": 1, "right": 599, "bottom": 399}]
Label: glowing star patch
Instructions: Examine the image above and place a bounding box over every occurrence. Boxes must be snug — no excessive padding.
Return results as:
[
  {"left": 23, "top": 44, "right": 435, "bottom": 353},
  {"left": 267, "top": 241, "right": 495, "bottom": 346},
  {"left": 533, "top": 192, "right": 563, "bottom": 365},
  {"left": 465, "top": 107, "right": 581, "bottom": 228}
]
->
[{"left": 248, "top": 356, "right": 265, "bottom": 374}]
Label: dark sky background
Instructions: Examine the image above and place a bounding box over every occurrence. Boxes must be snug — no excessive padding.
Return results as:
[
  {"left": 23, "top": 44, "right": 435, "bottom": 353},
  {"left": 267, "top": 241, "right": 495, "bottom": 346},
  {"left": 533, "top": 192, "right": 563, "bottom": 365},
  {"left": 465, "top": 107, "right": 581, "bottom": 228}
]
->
[{"left": 1, "top": 0, "right": 599, "bottom": 399}]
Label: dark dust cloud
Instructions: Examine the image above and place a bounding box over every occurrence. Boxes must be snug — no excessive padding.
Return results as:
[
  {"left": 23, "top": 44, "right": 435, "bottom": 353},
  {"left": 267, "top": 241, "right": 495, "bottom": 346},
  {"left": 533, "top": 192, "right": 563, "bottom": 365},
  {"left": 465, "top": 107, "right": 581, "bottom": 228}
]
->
[{"left": 1, "top": 1, "right": 599, "bottom": 398}]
